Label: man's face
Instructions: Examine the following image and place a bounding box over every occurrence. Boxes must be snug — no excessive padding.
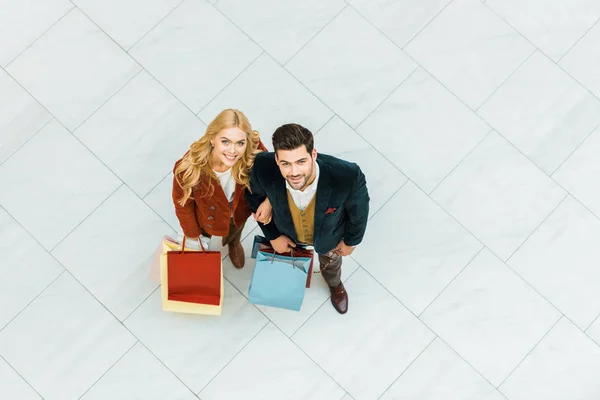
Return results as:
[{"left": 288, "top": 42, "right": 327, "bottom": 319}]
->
[{"left": 275, "top": 145, "right": 317, "bottom": 191}]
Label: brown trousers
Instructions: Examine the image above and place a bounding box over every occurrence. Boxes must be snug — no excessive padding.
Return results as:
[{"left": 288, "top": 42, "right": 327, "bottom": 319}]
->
[
  {"left": 318, "top": 251, "right": 343, "bottom": 288},
  {"left": 202, "top": 217, "right": 244, "bottom": 247}
]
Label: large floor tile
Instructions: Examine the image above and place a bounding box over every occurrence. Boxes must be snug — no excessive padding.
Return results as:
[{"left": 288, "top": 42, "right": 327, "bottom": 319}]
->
[
  {"left": 487, "top": 0, "right": 600, "bottom": 61},
  {"left": 81, "top": 342, "right": 197, "bottom": 400},
  {"left": 561, "top": 21, "right": 600, "bottom": 98},
  {"left": 0, "top": 273, "right": 136, "bottom": 400},
  {"left": 0, "top": 0, "right": 73, "bottom": 66},
  {"left": 508, "top": 196, "right": 600, "bottom": 329},
  {"left": 353, "top": 182, "right": 482, "bottom": 315},
  {"left": 74, "top": 72, "right": 205, "bottom": 197},
  {"left": 0, "top": 119, "right": 121, "bottom": 250},
  {"left": 554, "top": 126, "right": 600, "bottom": 216},
  {"left": 199, "top": 54, "right": 333, "bottom": 141},
  {"left": 501, "top": 318, "right": 600, "bottom": 400},
  {"left": 124, "top": 282, "right": 268, "bottom": 394},
  {"left": 73, "top": 0, "right": 182, "bottom": 49},
  {"left": 201, "top": 323, "right": 344, "bottom": 400},
  {"left": 224, "top": 231, "right": 360, "bottom": 336},
  {"left": 405, "top": 0, "right": 534, "bottom": 109},
  {"left": 0, "top": 208, "right": 63, "bottom": 329},
  {"left": 7, "top": 9, "right": 140, "bottom": 130},
  {"left": 0, "top": 69, "right": 51, "bottom": 164},
  {"left": 421, "top": 249, "right": 561, "bottom": 386},
  {"left": 217, "top": 0, "right": 346, "bottom": 64},
  {"left": 348, "top": 0, "right": 451, "bottom": 47},
  {"left": 431, "top": 132, "right": 566, "bottom": 260},
  {"left": 358, "top": 68, "right": 489, "bottom": 192},
  {"left": 293, "top": 268, "right": 435, "bottom": 400},
  {"left": 144, "top": 173, "right": 182, "bottom": 233},
  {"left": 380, "top": 338, "right": 503, "bottom": 400},
  {"left": 130, "top": 0, "right": 261, "bottom": 113},
  {"left": 479, "top": 51, "right": 600, "bottom": 174},
  {"left": 286, "top": 7, "right": 417, "bottom": 127},
  {"left": 316, "top": 116, "right": 407, "bottom": 217},
  {"left": 52, "top": 186, "right": 173, "bottom": 320},
  {"left": 0, "top": 357, "right": 40, "bottom": 400}
]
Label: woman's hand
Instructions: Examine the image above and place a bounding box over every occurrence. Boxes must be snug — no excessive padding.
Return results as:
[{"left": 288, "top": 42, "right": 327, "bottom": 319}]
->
[{"left": 254, "top": 197, "right": 273, "bottom": 224}]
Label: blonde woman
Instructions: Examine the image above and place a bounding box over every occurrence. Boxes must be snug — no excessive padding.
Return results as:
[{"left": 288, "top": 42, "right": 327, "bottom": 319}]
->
[{"left": 173, "top": 109, "right": 271, "bottom": 269}]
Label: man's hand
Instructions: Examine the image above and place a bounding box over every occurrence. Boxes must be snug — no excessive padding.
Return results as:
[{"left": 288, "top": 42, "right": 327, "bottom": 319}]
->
[
  {"left": 253, "top": 197, "right": 272, "bottom": 224},
  {"left": 270, "top": 235, "right": 295, "bottom": 253},
  {"left": 333, "top": 240, "right": 355, "bottom": 257}
]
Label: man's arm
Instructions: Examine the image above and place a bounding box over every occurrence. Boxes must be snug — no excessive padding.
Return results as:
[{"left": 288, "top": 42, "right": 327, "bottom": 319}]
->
[
  {"left": 246, "top": 157, "right": 281, "bottom": 240},
  {"left": 342, "top": 165, "right": 370, "bottom": 247}
]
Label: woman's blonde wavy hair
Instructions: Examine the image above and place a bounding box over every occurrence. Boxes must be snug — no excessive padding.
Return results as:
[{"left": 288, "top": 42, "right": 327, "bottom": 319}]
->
[{"left": 175, "top": 109, "right": 261, "bottom": 206}]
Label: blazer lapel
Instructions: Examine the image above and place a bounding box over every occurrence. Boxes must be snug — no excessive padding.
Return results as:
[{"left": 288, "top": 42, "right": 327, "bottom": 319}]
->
[
  {"left": 313, "top": 159, "right": 332, "bottom": 244},
  {"left": 271, "top": 169, "right": 298, "bottom": 242}
]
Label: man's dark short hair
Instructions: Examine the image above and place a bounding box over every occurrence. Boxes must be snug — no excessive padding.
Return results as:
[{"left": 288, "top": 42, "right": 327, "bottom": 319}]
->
[{"left": 272, "top": 123, "right": 314, "bottom": 155}]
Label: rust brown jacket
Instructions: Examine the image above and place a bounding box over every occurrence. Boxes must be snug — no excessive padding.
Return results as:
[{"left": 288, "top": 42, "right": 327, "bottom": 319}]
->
[{"left": 172, "top": 142, "right": 267, "bottom": 238}]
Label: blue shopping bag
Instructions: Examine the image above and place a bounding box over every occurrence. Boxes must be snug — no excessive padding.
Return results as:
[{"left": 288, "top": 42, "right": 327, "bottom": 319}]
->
[{"left": 248, "top": 251, "right": 311, "bottom": 311}]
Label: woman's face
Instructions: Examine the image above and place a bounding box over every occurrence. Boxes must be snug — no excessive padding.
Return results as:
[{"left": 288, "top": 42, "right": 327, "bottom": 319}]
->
[{"left": 211, "top": 127, "right": 248, "bottom": 169}]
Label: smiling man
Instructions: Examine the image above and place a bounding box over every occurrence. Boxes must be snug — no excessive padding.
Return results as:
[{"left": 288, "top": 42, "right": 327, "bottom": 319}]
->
[{"left": 246, "top": 123, "right": 370, "bottom": 314}]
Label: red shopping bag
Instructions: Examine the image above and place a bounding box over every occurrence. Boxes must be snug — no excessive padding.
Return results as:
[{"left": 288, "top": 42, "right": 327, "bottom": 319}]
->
[
  {"left": 166, "top": 237, "right": 221, "bottom": 305},
  {"left": 258, "top": 243, "right": 314, "bottom": 288}
]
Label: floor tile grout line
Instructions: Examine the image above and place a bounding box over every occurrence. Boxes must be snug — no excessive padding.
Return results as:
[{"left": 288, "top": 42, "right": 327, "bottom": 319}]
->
[
  {"left": 279, "top": 323, "right": 350, "bottom": 395},
  {"left": 195, "top": 51, "right": 265, "bottom": 118},
  {"left": 482, "top": 1, "right": 600, "bottom": 105},
  {"left": 126, "top": 336, "right": 202, "bottom": 399},
  {"left": 356, "top": 250, "right": 507, "bottom": 393},
  {"left": 126, "top": 0, "right": 186, "bottom": 51},
  {"left": 504, "top": 193, "right": 570, "bottom": 264},
  {"left": 559, "top": 17, "right": 600, "bottom": 63},
  {"left": 496, "top": 315, "right": 563, "bottom": 389},
  {"left": 197, "top": 320, "right": 271, "bottom": 394},
  {"left": 122, "top": 286, "right": 161, "bottom": 324},
  {"left": 418, "top": 246, "right": 485, "bottom": 318},
  {"left": 70, "top": 4, "right": 208, "bottom": 127},
  {"left": 399, "top": 0, "right": 455, "bottom": 51},
  {"left": 376, "top": 336, "right": 437, "bottom": 400},
  {"left": 70, "top": 68, "right": 144, "bottom": 132},
  {"left": 312, "top": 113, "right": 337, "bottom": 136},
  {"left": 349, "top": 0, "right": 452, "bottom": 54},
  {"left": 364, "top": 179, "right": 409, "bottom": 222},
  {"left": 585, "top": 313, "right": 600, "bottom": 333},
  {"left": 550, "top": 122, "right": 600, "bottom": 177},
  {"left": 49, "top": 183, "right": 124, "bottom": 253},
  {"left": 0, "top": 269, "right": 66, "bottom": 337},
  {"left": 76, "top": 339, "right": 139, "bottom": 400},
  {"left": 0, "top": 353, "right": 46, "bottom": 399},
  {"left": 428, "top": 129, "right": 493, "bottom": 195},
  {"left": 289, "top": 265, "right": 362, "bottom": 338},
  {"left": 142, "top": 170, "right": 172, "bottom": 200},
  {"left": 282, "top": 4, "right": 349, "bottom": 67},
  {"left": 431, "top": 332, "right": 509, "bottom": 392},
  {"left": 206, "top": 1, "right": 339, "bottom": 133},
  {"left": 4, "top": 5, "right": 76, "bottom": 69},
  {"left": 475, "top": 48, "right": 537, "bottom": 112},
  {"left": 0, "top": 117, "right": 53, "bottom": 169},
  {"left": 354, "top": 65, "right": 420, "bottom": 131}
]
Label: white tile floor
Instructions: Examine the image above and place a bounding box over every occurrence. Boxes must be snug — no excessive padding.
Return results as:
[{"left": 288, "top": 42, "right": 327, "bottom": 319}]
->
[{"left": 2, "top": 0, "right": 600, "bottom": 399}]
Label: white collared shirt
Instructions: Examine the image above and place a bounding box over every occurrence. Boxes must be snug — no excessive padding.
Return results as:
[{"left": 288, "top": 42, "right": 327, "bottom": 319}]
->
[{"left": 285, "top": 162, "right": 319, "bottom": 210}]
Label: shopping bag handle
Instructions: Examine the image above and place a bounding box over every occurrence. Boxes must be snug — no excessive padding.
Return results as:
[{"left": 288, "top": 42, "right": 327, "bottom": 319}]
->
[{"left": 181, "top": 236, "right": 207, "bottom": 254}]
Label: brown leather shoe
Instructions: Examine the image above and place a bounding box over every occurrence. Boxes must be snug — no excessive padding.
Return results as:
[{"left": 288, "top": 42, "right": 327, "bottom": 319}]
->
[
  {"left": 330, "top": 283, "right": 348, "bottom": 314},
  {"left": 229, "top": 242, "right": 245, "bottom": 269}
]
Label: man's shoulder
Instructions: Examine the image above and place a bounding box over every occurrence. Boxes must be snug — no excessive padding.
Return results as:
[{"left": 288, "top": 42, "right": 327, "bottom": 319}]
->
[
  {"left": 318, "top": 153, "right": 360, "bottom": 177},
  {"left": 253, "top": 151, "right": 278, "bottom": 176}
]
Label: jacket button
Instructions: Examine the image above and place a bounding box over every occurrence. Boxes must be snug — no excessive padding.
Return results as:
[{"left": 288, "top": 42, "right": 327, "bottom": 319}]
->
[
  {"left": 209, "top": 206, "right": 215, "bottom": 210},
  {"left": 208, "top": 216, "right": 214, "bottom": 220},
  {"left": 206, "top": 224, "right": 212, "bottom": 228}
]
